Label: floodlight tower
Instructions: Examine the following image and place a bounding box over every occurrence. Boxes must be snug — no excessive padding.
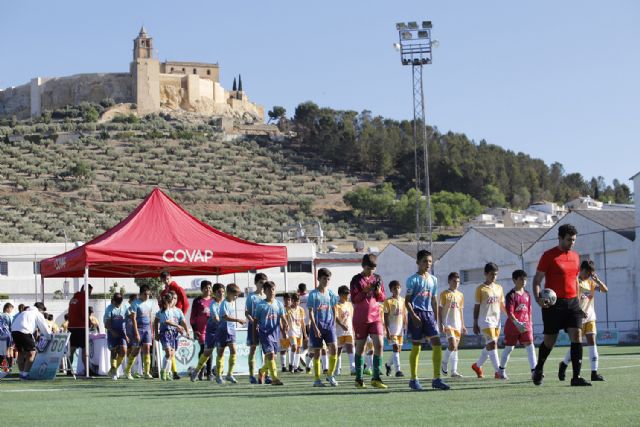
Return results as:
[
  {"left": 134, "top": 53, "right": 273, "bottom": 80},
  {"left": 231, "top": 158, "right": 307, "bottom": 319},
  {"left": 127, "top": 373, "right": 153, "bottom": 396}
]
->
[{"left": 395, "top": 21, "right": 435, "bottom": 251}]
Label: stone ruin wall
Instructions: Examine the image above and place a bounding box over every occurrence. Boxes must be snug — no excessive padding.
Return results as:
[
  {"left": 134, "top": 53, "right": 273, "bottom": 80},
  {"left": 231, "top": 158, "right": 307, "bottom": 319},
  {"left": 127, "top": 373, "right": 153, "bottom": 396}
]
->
[
  {"left": 40, "top": 73, "right": 133, "bottom": 111},
  {"left": 0, "top": 83, "right": 31, "bottom": 118}
]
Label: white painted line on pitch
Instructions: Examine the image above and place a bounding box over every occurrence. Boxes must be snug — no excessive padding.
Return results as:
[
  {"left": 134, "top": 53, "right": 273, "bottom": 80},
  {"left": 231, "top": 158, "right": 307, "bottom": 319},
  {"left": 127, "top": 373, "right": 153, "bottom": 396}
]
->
[{"left": 1, "top": 388, "right": 65, "bottom": 393}]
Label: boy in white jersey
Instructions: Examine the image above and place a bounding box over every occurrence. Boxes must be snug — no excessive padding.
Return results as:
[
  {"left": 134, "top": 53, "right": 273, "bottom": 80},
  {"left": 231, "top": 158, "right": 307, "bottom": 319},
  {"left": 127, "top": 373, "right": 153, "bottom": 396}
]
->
[
  {"left": 288, "top": 293, "right": 306, "bottom": 372},
  {"left": 559, "top": 260, "right": 608, "bottom": 382},
  {"left": 472, "top": 262, "right": 506, "bottom": 379},
  {"left": 384, "top": 280, "right": 407, "bottom": 377},
  {"left": 439, "top": 272, "right": 466, "bottom": 378},
  {"left": 279, "top": 293, "right": 292, "bottom": 372},
  {"left": 335, "top": 285, "right": 355, "bottom": 375}
]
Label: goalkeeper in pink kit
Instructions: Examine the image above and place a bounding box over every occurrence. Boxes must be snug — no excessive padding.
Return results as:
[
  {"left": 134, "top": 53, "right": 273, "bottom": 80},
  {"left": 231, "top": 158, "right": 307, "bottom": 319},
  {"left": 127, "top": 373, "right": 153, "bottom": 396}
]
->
[{"left": 498, "top": 269, "right": 536, "bottom": 379}]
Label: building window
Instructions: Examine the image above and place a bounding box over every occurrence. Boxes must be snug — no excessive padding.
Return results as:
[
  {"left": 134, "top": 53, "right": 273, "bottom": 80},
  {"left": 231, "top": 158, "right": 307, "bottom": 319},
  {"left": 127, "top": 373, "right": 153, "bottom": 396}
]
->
[
  {"left": 0, "top": 261, "right": 7, "bottom": 276},
  {"left": 170, "top": 67, "right": 174, "bottom": 72},
  {"left": 182, "top": 68, "right": 185, "bottom": 72},
  {"left": 287, "top": 261, "right": 312, "bottom": 273},
  {"left": 207, "top": 69, "right": 211, "bottom": 75},
  {"left": 33, "top": 262, "right": 40, "bottom": 275},
  {"left": 460, "top": 268, "right": 484, "bottom": 284},
  {"left": 193, "top": 68, "right": 197, "bottom": 74}
]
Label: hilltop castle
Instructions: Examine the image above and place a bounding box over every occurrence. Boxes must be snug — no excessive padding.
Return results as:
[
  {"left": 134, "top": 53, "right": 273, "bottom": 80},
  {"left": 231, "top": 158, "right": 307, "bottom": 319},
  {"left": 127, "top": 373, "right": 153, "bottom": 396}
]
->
[{"left": 0, "top": 28, "right": 264, "bottom": 121}]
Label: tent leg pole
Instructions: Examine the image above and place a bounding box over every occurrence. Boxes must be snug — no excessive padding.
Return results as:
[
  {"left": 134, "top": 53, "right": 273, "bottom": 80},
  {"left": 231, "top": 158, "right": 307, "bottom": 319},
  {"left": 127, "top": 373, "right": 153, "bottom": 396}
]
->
[
  {"left": 84, "top": 266, "right": 89, "bottom": 379},
  {"left": 283, "top": 268, "right": 288, "bottom": 294}
]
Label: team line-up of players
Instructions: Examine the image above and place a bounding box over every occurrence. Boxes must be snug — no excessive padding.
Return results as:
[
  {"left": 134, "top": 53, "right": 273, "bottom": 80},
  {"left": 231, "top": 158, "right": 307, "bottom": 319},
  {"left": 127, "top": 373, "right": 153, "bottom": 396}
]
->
[{"left": 102, "top": 250, "right": 607, "bottom": 390}]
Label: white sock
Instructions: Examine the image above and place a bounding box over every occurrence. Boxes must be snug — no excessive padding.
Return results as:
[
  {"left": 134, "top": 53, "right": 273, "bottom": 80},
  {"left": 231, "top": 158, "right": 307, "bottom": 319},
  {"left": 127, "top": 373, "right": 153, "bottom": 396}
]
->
[
  {"left": 451, "top": 351, "right": 459, "bottom": 374},
  {"left": 280, "top": 353, "right": 286, "bottom": 368},
  {"left": 288, "top": 348, "right": 294, "bottom": 366},
  {"left": 563, "top": 348, "right": 571, "bottom": 365},
  {"left": 348, "top": 352, "right": 355, "bottom": 369},
  {"left": 489, "top": 349, "right": 500, "bottom": 372},
  {"left": 293, "top": 353, "right": 300, "bottom": 369},
  {"left": 443, "top": 349, "right": 451, "bottom": 370},
  {"left": 589, "top": 345, "right": 598, "bottom": 371},
  {"left": 336, "top": 354, "right": 342, "bottom": 371},
  {"left": 393, "top": 351, "right": 401, "bottom": 370},
  {"left": 476, "top": 347, "right": 489, "bottom": 367},
  {"left": 164, "top": 358, "right": 172, "bottom": 373},
  {"left": 526, "top": 344, "right": 537, "bottom": 370},
  {"left": 366, "top": 354, "right": 373, "bottom": 368},
  {"left": 500, "top": 345, "right": 514, "bottom": 371},
  {"left": 305, "top": 353, "right": 312, "bottom": 367},
  {"left": 321, "top": 354, "right": 328, "bottom": 370}
]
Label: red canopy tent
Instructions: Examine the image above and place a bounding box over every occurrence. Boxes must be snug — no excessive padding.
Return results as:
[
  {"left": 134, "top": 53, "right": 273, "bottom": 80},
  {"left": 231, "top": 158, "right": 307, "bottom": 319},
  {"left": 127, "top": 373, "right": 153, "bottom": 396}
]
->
[{"left": 40, "top": 188, "right": 288, "bottom": 376}]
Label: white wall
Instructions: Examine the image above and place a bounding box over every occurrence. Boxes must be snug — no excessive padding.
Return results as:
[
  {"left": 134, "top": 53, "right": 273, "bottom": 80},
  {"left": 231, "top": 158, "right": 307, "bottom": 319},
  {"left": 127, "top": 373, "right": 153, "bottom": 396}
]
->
[{"left": 376, "top": 245, "right": 416, "bottom": 294}]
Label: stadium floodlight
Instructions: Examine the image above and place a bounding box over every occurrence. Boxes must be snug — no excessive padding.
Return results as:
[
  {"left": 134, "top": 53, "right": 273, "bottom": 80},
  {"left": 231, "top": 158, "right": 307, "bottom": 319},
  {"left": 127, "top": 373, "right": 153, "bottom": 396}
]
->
[{"left": 394, "top": 19, "right": 435, "bottom": 251}]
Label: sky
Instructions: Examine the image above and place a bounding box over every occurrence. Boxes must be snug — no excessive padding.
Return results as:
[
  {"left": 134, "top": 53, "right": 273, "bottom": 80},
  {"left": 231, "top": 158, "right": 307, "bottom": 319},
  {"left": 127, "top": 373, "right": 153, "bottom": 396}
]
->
[{"left": 2, "top": 0, "right": 638, "bottom": 188}]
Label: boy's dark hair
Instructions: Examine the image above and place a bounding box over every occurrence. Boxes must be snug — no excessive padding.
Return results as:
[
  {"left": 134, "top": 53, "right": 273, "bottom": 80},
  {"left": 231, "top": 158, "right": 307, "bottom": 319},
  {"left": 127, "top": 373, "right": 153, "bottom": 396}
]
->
[
  {"left": 64, "top": 314, "right": 68, "bottom": 320},
  {"left": 18, "top": 304, "right": 25, "bottom": 312},
  {"left": 512, "top": 269, "right": 527, "bottom": 281},
  {"left": 290, "top": 293, "right": 300, "bottom": 302},
  {"left": 558, "top": 223, "right": 578, "bottom": 238},
  {"left": 47, "top": 314, "right": 54, "bottom": 321},
  {"left": 283, "top": 293, "right": 292, "bottom": 300},
  {"left": 139, "top": 284, "right": 150, "bottom": 293},
  {"left": 3, "top": 302, "right": 13, "bottom": 312},
  {"left": 448, "top": 272, "right": 460, "bottom": 281},
  {"left": 200, "top": 280, "right": 212, "bottom": 290},
  {"left": 318, "top": 268, "right": 332, "bottom": 279},
  {"left": 338, "top": 285, "right": 350, "bottom": 296},
  {"left": 417, "top": 250, "right": 432, "bottom": 261},
  {"left": 160, "top": 271, "right": 170, "bottom": 280},
  {"left": 389, "top": 280, "right": 401, "bottom": 289},
  {"left": 262, "top": 281, "right": 276, "bottom": 291},
  {"left": 254, "top": 273, "right": 268, "bottom": 284},
  {"left": 226, "top": 283, "right": 241, "bottom": 295},
  {"left": 362, "top": 254, "right": 377, "bottom": 268},
  {"left": 161, "top": 293, "right": 173, "bottom": 308},
  {"left": 484, "top": 262, "right": 499, "bottom": 274},
  {"left": 128, "top": 293, "right": 137, "bottom": 302},
  {"left": 298, "top": 283, "right": 307, "bottom": 293},
  {"left": 212, "top": 282, "right": 224, "bottom": 293},
  {"left": 580, "top": 260, "right": 596, "bottom": 273}
]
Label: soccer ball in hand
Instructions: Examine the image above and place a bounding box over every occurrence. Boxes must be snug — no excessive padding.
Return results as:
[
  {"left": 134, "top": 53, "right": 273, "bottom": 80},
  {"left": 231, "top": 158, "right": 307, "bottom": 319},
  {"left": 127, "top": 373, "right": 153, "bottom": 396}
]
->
[{"left": 540, "top": 288, "right": 557, "bottom": 306}]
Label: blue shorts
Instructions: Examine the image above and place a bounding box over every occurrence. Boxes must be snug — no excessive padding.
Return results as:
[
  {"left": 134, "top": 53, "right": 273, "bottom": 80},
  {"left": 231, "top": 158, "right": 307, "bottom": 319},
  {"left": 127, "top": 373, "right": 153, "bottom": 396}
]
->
[
  {"left": 129, "top": 325, "right": 153, "bottom": 347},
  {"left": 259, "top": 332, "right": 280, "bottom": 354},
  {"left": 160, "top": 330, "right": 179, "bottom": 350},
  {"left": 205, "top": 323, "right": 218, "bottom": 349},
  {"left": 246, "top": 321, "right": 259, "bottom": 346},
  {"left": 309, "top": 326, "right": 337, "bottom": 349},
  {"left": 408, "top": 310, "right": 439, "bottom": 342},
  {"left": 107, "top": 331, "right": 128, "bottom": 349},
  {"left": 216, "top": 328, "right": 236, "bottom": 348}
]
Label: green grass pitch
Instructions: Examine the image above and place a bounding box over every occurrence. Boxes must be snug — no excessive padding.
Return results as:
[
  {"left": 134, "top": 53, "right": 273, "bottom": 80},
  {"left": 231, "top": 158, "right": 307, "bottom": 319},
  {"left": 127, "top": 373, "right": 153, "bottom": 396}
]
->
[{"left": 2, "top": 346, "right": 639, "bottom": 426}]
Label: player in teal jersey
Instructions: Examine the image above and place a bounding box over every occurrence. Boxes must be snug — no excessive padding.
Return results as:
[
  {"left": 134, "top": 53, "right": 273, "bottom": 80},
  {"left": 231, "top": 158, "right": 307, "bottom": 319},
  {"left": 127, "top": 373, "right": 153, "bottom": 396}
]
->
[
  {"left": 254, "top": 281, "right": 288, "bottom": 386},
  {"left": 154, "top": 292, "right": 190, "bottom": 381},
  {"left": 245, "top": 273, "right": 268, "bottom": 383},
  {"left": 125, "top": 285, "right": 155, "bottom": 379},
  {"left": 190, "top": 283, "right": 224, "bottom": 382},
  {"left": 104, "top": 293, "right": 130, "bottom": 380},
  {"left": 214, "top": 283, "right": 246, "bottom": 384}
]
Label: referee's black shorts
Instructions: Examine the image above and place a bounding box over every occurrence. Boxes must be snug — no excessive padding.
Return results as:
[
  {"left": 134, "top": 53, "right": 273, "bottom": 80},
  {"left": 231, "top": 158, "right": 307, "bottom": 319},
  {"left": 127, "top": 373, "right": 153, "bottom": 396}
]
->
[
  {"left": 11, "top": 331, "right": 36, "bottom": 352},
  {"left": 69, "top": 328, "right": 87, "bottom": 348},
  {"left": 541, "top": 297, "right": 583, "bottom": 335}
]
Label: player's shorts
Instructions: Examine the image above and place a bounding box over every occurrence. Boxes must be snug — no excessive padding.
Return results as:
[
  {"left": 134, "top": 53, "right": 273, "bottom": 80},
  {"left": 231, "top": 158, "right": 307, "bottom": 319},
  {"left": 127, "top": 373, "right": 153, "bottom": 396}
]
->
[
  {"left": 309, "top": 326, "right": 337, "bottom": 349},
  {"left": 287, "top": 336, "right": 302, "bottom": 347},
  {"left": 160, "top": 330, "right": 179, "bottom": 350},
  {"left": 215, "top": 328, "right": 236, "bottom": 348},
  {"left": 194, "top": 330, "right": 206, "bottom": 345},
  {"left": 408, "top": 310, "right": 439, "bottom": 342},
  {"left": 504, "top": 330, "right": 533, "bottom": 346},
  {"left": 259, "top": 332, "right": 280, "bottom": 354},
  {"left": 107, "top": 331, "right": 128, "bottom": 350},
  {"left": 11, "top": 331, "right": 36, "bottom": 353},
  {"left": 354, "top": 321, "right": 384, "bottom": 340},
  {"left": 204, "top": 325, "right": 218, "bottom": 349},
  {"left": 542, "top": 297, "right": 582, "bottom": 335},
  {"left": 444, "top": 327, "right": 461, "bottom": 339},
  {"left": 129, "top": 326, "right": 153, "bottom": 347},
  {"left": 481, "top": 328, "right": 501, "bottom": 343},
  {"left": 280, "top": 337, "right": 291, "bottom": 349},
  {"left": 68, "top": 328, "right": 87, "bottom": 348},
  {"left": 582, "top": 320, "right": 596, "bottom": 335},
  {"left": 337, "top": 335, "right": 354, "bottom": 346},
  {"left": 246, "top": 322, "right": 258, "bottom": 346},
  {"left": 388, "top": 335, "right": 403, "bottom": 346}
]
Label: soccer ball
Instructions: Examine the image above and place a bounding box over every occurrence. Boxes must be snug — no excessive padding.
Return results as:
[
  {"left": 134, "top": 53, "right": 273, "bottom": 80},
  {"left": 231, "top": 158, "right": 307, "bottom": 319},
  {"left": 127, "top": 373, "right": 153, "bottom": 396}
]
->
[{"left": 540, "top": 288, "right": 557, "bottom": 306}]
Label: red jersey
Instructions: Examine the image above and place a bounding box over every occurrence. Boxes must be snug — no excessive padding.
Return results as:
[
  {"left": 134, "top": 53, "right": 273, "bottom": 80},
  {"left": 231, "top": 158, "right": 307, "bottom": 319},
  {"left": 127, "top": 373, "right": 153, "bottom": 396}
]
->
[
  {"left": 350, "top": 273, "right": 386, "bottom": 325},
  {"left": 190, "top": 295, "right": 211, "bottom": 342},
  {"left": 504, "top": 288, "right": 532, "bottom": 335},
  {"left": 536, "top": 246, "right": 579, "bottom": 298},
  {"left": 160, "top": 281, "right": 190, "bottom": 314},
  {"left": 67, "top": 291, "right": 87, "bottom": 328}
]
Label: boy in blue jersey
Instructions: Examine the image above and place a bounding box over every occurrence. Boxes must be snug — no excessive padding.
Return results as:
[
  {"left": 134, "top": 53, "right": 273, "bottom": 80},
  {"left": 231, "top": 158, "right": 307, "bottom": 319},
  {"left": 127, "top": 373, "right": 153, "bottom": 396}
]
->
[
  {"left": 405, "top": 250, "right": 450, "bottom": 391},
  {"left": 154, "top": 292, "right": 190, "bottom": 381},
  {"left": 125, "top": 285, "right": 155, "bottom": 379},
  {"left": 308, "top": 268, "right": 340, "bottom": 387},
  {"left": 254, "top": 281, "right": 289, "bottom": 386},
  {"left": 190, "top": 283, "right": 224, "bottom": 381},
  {"left": 104, "top": 293, "right": 129, "bottom": 380},
  {"left": 215, "top": 283, "right": 246, "bottom": 384},
  {"left": 245, "top": 272, "right": 268, "bottom": 383}
]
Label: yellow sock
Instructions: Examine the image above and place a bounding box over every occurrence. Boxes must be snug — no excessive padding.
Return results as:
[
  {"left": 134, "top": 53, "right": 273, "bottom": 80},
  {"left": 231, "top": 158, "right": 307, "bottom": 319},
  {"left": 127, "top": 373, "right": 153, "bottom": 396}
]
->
[
  {"left": 171, "top": 356, "right": 177, "bottom": 373},
  {"left": 196, "top": 354, "right": 209, "bottom": 372},
  {"left": 111, "top": 357, "right": 118, "bottom": 370},
  {"left": 432, "top": 345, "right": 442, "bottom": 379},
  {"left": 125, "top": 355, "right": 135, "bottom": 373},
  {"left": 143, "top": 354, "right": 151, "bottom": 374},
  {"left": 269, "top": 359, "right": 277, "bottom": 379},
  {"left": 228, "top": 354, "right": 237, "bottom": 376},
  {"left": 328, "top": 355, "right": 338, "bottom": 376},
  {"left": 115, "top": 354, "right": 125, "bottom": 369},
  {"left": 313, "top": 358, "right": 321, "bottom": 380},
  {"left": 410, "top": 345, "right": 421, "bottom": 380},
  {"left": 216, "top": 354, "right": 224, "bottom": 377}
]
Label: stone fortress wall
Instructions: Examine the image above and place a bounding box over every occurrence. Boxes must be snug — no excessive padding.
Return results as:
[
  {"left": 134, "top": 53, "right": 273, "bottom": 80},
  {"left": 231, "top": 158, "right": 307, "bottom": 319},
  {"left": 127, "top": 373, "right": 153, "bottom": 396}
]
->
[{"left": 0, "top": 28, "right": 264, "bottom": 123}]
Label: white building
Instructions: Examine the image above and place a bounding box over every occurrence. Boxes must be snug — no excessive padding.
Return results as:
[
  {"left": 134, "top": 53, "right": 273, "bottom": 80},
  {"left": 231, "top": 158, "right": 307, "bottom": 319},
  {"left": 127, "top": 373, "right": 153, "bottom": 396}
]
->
[{"left": 566, "top": 196, "right": 603, "bottom": 211}]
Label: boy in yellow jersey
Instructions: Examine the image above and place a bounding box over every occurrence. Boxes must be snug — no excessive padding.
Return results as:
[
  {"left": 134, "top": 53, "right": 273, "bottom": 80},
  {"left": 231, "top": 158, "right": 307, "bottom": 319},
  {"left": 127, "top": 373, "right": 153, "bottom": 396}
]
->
[
  {"left": 384, "top": 280, "right": 407, "bottom": 377},
  {"left": 559, "top": 260, "right": 609, "bottom": 382},
  {"left": 439, "top": 272, "right": 466, "bottom": 378},
  {"left": 472, "top": 262, "right": 506, "bottom": 379},
  {"left": 279, "top": 293, "right": 292, "bottom": 372},
  {"left": 288, "top": 293, "right": 306, "bottom": 373},
  {"left": 335, "top": 286, "right": 355, "bottom": 375}
]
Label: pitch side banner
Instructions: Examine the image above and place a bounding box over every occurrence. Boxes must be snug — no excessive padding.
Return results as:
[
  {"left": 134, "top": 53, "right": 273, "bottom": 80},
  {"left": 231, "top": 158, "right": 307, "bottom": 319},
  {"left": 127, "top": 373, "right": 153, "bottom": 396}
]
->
[{"left": 29, "top": 333, "right": 70, "bottom": 380}]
